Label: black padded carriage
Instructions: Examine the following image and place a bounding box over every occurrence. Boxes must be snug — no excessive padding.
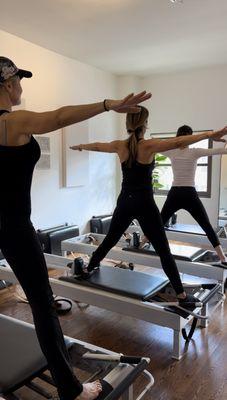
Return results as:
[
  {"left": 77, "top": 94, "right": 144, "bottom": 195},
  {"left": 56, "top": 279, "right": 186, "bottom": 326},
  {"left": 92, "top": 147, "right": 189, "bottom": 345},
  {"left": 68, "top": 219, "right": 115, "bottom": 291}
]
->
[{"left": 60, "top": 266, "right": 169, "bottom": 301}]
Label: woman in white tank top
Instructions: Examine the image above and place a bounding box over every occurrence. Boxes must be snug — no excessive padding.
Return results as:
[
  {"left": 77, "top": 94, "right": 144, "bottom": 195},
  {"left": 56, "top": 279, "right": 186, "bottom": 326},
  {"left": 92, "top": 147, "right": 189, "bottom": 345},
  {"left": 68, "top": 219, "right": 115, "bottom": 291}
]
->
[{"left": 161, "top": 125, "right": 227, "bottom": 264}]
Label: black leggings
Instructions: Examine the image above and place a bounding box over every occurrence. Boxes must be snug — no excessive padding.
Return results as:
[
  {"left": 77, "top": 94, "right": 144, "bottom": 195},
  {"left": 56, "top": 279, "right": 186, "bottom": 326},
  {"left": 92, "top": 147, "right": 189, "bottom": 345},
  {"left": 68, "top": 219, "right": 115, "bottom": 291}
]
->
[
  {"left": 0, "top": 216, "right": 83, "bottom": 400},
  {"left": 161, "top": 186, "right": 220, "bottom": 248},
  {"left": 88, "top": 190, "right": 184, "bottom": 295}
]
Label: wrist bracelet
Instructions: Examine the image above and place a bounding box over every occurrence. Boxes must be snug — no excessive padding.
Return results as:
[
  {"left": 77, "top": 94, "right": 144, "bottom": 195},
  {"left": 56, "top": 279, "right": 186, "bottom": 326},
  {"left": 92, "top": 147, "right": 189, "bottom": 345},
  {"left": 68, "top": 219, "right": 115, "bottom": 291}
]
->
[{"left": 103, "top": 99, "right": 110, "bottom": 112}]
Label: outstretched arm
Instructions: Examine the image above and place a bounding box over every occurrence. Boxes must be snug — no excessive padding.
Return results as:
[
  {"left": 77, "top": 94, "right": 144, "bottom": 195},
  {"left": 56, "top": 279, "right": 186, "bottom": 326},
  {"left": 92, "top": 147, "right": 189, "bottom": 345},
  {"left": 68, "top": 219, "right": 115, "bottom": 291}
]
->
[
  {"left": 70, "top": 141, "right": 120, "bottom": 153},
  {"left": 6, "top": 91, "right": 151, "bottom": 136},
  {"left": 145, "top": 127, "right": 227, "bottom": 153},
  {"left": 195, "top": 147, "right": 227, "bottom": 158}
]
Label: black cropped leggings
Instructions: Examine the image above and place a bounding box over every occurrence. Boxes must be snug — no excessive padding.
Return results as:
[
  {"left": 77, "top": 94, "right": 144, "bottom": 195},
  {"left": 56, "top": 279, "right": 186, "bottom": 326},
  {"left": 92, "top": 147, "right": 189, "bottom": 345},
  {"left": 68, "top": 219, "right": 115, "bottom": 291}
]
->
[
  {"left": 88, "top": 190, "right": 184, "bottom": 295},
  {"left": 161, "top": 186, "right": 220, "bottom": 248},
  {"left": 0, "top": 216, "right": 83, "bottom": 400}
]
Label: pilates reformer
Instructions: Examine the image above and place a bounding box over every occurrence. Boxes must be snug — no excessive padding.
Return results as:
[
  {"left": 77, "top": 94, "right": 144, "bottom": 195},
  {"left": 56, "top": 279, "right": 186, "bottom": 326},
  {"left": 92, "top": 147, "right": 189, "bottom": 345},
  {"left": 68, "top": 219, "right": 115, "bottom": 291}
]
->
[
  {"left": 61, "top": 233, "right": 227, "bottom": 294},
  {"left": 127, "top": 220, "right": 227, "bottom": 251},
  {"left": 0, "top": 314, "right": 153, "bottom": 400},
  {"left": 90, "top": 214, "right": 227, "bottom": 250},
  {"left": 0, "top": 254, "right": 221, "bottom": 360}
]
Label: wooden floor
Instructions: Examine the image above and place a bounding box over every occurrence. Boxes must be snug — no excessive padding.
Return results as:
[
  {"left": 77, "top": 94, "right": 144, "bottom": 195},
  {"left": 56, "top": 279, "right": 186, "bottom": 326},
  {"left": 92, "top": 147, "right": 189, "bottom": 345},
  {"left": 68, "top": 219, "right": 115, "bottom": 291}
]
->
[{"left": 1, "top": 265, "right": 227, "bottom": 400}]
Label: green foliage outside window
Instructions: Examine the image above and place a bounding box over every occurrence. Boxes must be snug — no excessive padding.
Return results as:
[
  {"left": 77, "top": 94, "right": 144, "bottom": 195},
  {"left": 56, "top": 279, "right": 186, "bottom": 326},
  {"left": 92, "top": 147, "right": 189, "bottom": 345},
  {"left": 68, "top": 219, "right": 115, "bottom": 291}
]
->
[{"left": 152, "top": 153, "right": 167, "bottom": 189}]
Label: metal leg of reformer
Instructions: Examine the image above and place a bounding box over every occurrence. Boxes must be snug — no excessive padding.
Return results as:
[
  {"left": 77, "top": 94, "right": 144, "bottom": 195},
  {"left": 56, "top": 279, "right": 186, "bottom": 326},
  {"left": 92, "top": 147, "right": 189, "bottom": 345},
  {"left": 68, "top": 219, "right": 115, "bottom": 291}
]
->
[
  {"left": 199, "top": 303, "right": 209, "bottom": 328},
  {"left": 121, "top": 385, "right": 133, "bottom": 400},
  {"left": 172, "top": 330, "right": 184, "bottom": 360}
]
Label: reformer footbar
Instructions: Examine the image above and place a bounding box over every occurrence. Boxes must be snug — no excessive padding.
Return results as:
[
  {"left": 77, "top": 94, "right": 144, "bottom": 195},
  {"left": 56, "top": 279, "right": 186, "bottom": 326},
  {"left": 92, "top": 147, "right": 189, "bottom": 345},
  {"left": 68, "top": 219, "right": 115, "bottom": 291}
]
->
[
  {"left": 154, "top": 281, "right": 220, "bottom": 342},
  {"left": 82, "top": 353, "right": 150, "bottom": 364}
]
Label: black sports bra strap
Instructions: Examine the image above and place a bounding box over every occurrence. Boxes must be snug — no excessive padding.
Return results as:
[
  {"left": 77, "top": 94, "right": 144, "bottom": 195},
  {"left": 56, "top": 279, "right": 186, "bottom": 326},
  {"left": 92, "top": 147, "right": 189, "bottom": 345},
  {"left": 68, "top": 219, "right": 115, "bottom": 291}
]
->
[{"left": 0, "top": 110, "right": 10, "bottom": 145}]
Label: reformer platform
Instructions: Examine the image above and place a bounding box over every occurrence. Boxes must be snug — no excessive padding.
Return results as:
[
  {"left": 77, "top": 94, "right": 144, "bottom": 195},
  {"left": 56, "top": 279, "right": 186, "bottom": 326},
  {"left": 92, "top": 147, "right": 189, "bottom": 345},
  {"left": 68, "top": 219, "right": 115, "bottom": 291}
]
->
[
  {"left": 123, "top": 242, "right": 225, "bottom": 266},
  {"left": 127, "top": 221, "right": 227, "bottom": 250},
  {"left": 124, "top": 243, "right": 206, "bottom": 262},
  {"left": 0, "top": 314, "right": 153, "bottom": 400},
  {"left": 61, "top": 233, "right": 227, "bottom": 291},
  {"left": 166, "top": 223, "right": 206, "bottom": 235},
  {"left": 0, "top": 255, "right": 221, "bottom": 360}
]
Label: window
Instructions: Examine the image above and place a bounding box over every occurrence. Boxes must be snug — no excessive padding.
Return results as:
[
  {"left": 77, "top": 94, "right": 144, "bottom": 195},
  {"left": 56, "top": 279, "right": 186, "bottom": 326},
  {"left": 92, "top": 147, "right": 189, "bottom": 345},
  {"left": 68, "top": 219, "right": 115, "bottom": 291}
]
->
[{"left": 153, "top": 131, "right": 212, "bottom": 198}]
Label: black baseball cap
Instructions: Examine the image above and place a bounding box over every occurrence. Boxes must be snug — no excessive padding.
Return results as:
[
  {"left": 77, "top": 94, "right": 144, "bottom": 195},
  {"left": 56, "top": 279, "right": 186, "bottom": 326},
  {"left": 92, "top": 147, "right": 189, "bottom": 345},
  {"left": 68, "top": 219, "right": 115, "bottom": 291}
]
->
[{"left": 0, "top": 57, "right": 32, "bottom": 83}]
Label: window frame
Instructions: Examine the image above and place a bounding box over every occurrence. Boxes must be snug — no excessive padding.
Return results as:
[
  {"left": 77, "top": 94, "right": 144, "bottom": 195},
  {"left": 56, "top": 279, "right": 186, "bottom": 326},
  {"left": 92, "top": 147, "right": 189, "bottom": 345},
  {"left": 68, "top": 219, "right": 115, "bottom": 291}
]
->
[{"left": 152, "top": 130, "right": 213, "bottom": 198}]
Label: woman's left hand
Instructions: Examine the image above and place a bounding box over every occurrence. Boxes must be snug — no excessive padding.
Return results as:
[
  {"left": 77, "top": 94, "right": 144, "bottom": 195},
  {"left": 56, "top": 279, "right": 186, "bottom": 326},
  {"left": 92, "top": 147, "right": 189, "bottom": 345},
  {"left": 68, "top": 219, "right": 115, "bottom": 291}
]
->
[{"left": 212, "top": 126, "right": 227, "bottom": 142}]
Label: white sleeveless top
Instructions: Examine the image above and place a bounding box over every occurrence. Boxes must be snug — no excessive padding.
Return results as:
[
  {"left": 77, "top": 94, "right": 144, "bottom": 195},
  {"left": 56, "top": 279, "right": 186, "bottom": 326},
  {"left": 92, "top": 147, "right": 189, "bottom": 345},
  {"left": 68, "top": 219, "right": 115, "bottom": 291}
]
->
[{"left": 162, "top": 147, "right": 227, "bottom": 187}]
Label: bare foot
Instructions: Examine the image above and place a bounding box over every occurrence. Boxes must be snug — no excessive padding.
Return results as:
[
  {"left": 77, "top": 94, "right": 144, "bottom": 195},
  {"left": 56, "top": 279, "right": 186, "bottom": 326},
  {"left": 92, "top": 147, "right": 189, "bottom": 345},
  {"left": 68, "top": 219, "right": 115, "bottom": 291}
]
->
[
  {"left": 177, "top": 291, "right": 187, "bottom": 300},
  {"left": 77, "top": 381, "right": 102, "bottom": 400},
  {"left": 139, "top": 235, "right": 149, "bottom": 249}
]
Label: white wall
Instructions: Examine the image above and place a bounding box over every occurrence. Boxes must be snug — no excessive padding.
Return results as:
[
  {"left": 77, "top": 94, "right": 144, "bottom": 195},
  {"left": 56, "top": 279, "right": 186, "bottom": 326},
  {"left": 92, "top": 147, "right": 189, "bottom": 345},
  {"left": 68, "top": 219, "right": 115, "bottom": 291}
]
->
[
  {"left": 141, "top": 66, "right": 227, "bottom": 226},
  {"left": 0, "top": 29, "right": 119, "bottom": 232}
]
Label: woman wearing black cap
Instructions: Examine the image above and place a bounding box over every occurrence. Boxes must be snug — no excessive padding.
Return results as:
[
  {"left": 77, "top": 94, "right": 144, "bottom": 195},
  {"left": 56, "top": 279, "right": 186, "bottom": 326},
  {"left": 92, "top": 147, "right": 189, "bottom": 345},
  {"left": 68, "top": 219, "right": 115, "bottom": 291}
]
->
[{"left": 0, "top": 56, "right": 151, "bottom": 400}]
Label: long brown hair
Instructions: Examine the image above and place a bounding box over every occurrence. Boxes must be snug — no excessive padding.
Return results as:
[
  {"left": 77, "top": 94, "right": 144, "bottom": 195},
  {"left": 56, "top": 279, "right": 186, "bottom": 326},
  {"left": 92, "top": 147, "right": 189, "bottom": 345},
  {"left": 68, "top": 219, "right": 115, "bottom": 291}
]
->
[{"left": 125, "top": 106, "right": 149, "bottom": 167}]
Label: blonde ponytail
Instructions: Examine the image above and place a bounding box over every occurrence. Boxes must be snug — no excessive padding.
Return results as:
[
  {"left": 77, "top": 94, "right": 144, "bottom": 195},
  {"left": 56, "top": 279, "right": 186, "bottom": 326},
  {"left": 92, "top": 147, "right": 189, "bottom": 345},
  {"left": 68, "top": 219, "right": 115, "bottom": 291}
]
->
[{"left": 127, "top": 132, "right": 138, "bottom": 167}]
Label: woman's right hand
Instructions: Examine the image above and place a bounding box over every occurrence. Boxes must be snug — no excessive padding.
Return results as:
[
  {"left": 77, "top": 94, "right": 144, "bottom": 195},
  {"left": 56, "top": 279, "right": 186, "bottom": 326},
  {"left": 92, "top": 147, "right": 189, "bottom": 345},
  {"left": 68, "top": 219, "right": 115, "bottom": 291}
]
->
[
  {"left": 70, "top": 145, "right": 82, "bottom": 151},
  {"left": 212, "top": 126, "right": 227, "bottom": 142},
  {"left": 105, "top": 91, "right": 152, "bottom": 113}
]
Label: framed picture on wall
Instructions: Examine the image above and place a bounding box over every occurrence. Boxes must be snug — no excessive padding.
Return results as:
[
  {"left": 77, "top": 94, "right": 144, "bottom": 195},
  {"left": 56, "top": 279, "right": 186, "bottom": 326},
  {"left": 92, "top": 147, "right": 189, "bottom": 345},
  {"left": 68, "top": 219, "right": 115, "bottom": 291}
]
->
[
  {"left": 35, "top": 136, "right": 51, "bottom": 170},
  {"left": 62, "top": 121, "right": 89, "bottom": 187}
]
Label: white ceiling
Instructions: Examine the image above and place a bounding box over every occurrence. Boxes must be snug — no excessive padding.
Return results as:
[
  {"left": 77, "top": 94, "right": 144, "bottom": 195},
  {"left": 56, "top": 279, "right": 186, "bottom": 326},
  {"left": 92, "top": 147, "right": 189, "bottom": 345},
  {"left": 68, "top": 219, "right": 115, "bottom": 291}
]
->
[{"left": 1, "top": 0, "right": 227, "bottom": 76}]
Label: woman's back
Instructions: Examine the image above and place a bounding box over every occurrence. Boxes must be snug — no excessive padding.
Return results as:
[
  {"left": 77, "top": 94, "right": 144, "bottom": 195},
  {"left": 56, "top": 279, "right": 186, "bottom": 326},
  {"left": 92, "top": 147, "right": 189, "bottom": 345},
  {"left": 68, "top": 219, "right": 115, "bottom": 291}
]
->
[
  {"left": 121, "top": 159, "right": 155, "bottom": 191},
  {"left": 116, "top": 138, "right": 155, "bottom": 191},
  {"left": 162, "top": 147, "right": 206, "bottom": 187},
  {"left": 117, "top": 138, "right": 155, "bottom": 164}
]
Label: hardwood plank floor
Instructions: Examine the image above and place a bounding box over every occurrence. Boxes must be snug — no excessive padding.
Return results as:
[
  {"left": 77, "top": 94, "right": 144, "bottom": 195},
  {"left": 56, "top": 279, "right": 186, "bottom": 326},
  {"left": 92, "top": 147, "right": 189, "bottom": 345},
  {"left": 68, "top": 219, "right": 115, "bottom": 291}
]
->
[{"left": 1, "top": 265, "right": 227, "bottom": 400}]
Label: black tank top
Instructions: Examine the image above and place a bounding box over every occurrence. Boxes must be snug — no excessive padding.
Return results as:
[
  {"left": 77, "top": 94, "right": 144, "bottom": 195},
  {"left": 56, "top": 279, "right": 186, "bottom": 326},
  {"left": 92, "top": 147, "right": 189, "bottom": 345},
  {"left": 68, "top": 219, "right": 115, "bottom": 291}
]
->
[
  {"left": 121, "top": 159, "right": 155, "bottom": 191},
  {"left": 0, "top": 110, "right": 41, "bottom": 217}
]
